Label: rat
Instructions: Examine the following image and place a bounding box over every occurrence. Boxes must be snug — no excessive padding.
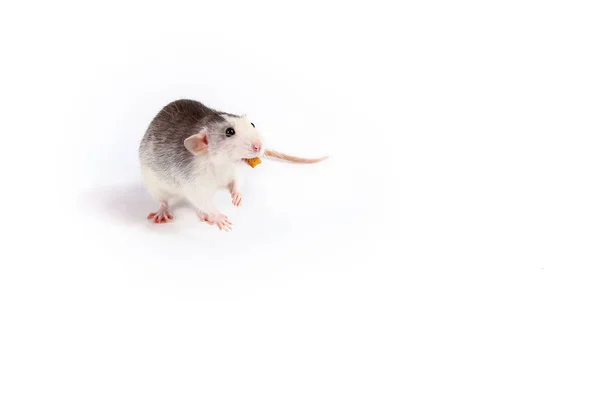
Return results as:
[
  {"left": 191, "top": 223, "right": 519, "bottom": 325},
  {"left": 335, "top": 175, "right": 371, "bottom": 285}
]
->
[{"left": 138, "top": 99, "right": 327, "bottom": 231}]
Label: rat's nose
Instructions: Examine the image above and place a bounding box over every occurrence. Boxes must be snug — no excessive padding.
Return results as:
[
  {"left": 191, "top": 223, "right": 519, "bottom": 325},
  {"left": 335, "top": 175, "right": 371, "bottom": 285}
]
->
[{"left": 252, "top": 141, "right": 262, "bottom": 153}]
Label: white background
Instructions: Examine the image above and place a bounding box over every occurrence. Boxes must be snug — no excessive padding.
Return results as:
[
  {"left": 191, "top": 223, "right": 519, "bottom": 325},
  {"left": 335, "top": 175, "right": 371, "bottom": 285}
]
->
[{"left": 2, "top": 0, "right": 599, "bottom": 399}]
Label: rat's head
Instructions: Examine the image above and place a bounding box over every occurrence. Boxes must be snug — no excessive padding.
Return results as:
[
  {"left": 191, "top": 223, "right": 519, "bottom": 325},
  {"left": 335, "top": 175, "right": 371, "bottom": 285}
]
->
[{"left": 184, "top": 113, "right": 264, "bottom": 164}]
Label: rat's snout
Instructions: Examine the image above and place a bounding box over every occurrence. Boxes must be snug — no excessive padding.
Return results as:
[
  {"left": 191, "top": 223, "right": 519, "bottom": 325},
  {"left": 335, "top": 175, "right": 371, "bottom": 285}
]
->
[{"left": 252, "top": 141, "right": 263, "bottom": 153}]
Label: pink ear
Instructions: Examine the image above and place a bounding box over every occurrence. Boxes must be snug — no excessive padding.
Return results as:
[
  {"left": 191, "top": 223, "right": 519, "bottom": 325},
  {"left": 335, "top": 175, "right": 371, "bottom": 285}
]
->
[{"left": 184, "top": 132, "right": 209, "bottom": 155}]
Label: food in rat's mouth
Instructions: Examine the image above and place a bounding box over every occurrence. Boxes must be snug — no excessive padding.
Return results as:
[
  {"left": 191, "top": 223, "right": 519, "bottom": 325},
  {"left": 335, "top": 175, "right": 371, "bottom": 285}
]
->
[{"left": 245, "top": 157, "right": 262, "bottom": 168}]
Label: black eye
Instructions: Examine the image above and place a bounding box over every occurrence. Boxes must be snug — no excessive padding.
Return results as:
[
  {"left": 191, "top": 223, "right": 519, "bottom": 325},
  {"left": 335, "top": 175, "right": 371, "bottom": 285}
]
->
[
  {"left": 226, "top": 127, "right": 235, "bottom": 137},
  {"left": 251, "top": 122, "right": 255, "bottom": 128}
]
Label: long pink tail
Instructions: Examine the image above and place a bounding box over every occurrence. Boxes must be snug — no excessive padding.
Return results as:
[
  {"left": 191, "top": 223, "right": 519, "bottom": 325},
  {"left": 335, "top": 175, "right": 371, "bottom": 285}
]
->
[{"left": 264, "top": 149, "right": 328, "bottom": 164}]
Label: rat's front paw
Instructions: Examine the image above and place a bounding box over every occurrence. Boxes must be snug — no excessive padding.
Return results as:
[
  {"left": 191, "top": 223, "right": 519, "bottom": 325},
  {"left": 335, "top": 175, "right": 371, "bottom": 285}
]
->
[
  {"left": 198, "top": 211, "right": 233, "bottom": 232},
  {"left": 231, "top": 192, "right": 243, "bottom": 207}
]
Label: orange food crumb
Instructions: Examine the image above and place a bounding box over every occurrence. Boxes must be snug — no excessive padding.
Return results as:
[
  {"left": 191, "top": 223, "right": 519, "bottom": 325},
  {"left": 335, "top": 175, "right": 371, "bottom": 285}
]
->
[{"left": 245, "top": 157, "right": 262, "bottom": 168}]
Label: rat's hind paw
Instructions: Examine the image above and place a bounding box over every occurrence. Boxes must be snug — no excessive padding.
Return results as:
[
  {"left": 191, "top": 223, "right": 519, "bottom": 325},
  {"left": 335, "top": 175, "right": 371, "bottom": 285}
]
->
[
  {"left": 147, "top": 210, "right": 173, "bottom": 224},
  {"left": 215, "top": 214, "right": 233, "bottom": 232},
  {"left": 198, "top": 211, "right": 233, "bottom": 232}
]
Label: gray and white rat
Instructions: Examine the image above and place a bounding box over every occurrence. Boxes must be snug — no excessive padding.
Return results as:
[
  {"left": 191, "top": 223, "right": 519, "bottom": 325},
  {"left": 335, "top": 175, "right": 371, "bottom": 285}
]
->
[{"left": 138, "top": 99, "right": 327, "bottom": 231}]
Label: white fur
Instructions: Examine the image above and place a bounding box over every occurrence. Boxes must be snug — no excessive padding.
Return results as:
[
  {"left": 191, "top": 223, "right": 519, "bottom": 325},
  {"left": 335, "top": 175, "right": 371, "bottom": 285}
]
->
[{"left": 140, "top": 114, "right": 263, "bottom": 226}]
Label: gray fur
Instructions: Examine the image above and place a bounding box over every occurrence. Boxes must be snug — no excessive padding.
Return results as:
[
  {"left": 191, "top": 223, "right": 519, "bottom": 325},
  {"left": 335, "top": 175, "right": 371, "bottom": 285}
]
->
[{"left": 138, "top": 99, "right": 236, "bottom": 184}]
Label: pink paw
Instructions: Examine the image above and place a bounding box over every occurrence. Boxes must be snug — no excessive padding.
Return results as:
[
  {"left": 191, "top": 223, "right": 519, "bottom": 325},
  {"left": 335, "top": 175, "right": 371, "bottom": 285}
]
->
[
  {"left": 231, "top": 192, "right": 243, "bottom": 207},
  {"left": 198, "top": 211, "right": 233, "bottom": 232},
  {"left": 147, "top": 210, "right": 173, "bottom": 224}
]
